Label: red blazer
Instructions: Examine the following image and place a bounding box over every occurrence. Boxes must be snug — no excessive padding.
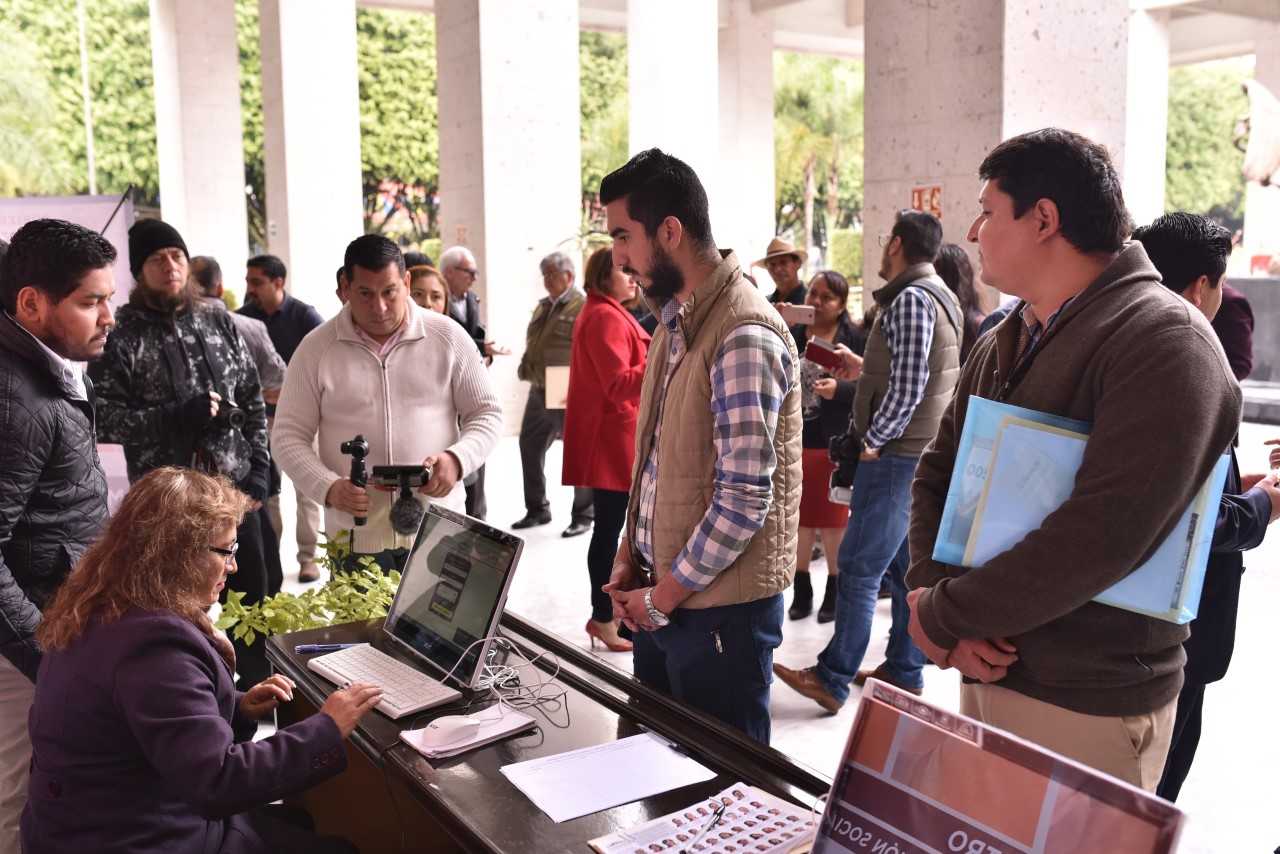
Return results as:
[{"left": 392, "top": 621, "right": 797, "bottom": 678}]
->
[{"left": 562, "top": 292, "right": 651, "bottom": 492}]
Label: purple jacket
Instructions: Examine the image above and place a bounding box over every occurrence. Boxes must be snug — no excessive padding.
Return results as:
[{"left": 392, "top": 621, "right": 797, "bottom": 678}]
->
[{"left": 22, "top": 609, "right": 346, "bottom": 853}]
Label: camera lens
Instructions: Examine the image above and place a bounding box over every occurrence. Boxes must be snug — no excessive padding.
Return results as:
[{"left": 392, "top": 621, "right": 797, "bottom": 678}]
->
[{"left": 225, "top": 407, "right": 246, "bottom": 430}]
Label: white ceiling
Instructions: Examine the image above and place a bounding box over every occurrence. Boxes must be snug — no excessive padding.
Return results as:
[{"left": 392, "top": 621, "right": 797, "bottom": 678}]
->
[{"left": 360, "top": 0, "right": 1274, "bottom": 65}]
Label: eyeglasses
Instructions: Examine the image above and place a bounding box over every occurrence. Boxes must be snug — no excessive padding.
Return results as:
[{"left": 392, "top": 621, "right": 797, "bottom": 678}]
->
[
  {"left": 456, "top": 267, "right": 478, "bottom": 279},
  {"left": 877, "top": 233, "right": 895, "bottom": 248},
  {"left": 208, "top": 542, "right": 239, "bottom": 567}
]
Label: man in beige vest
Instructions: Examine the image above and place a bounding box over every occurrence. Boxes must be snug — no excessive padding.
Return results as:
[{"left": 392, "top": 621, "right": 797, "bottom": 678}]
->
[
  {"left": 599, "top": 148, "right": 802, "bottom": 744},
  {"left": 774, "top": 210, "right": 961, "bottom": 712}
]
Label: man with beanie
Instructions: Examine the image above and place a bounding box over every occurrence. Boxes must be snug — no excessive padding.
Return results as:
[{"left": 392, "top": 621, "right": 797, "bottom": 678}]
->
[{"left": 88, "top": 219, "right": 273, "bottom": 688}]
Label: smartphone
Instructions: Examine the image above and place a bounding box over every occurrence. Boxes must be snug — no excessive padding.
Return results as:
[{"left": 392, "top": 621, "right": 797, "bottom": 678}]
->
[
  {"left": 804, "top": 337, "right": 844, "bottom": 372},
  {"left": 371, "top": 464, "right": 430, "bottom": 488},
  {"left": 777, "top": 303, "right": 815, "bottom": 326}
]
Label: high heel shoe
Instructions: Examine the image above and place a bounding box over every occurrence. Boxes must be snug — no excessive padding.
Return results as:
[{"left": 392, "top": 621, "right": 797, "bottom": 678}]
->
[{"left": 585, "top": 619, "right": 634, "bottom": 652}]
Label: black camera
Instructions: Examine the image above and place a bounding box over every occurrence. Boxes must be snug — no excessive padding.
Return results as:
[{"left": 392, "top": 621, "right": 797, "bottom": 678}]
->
[
  {"left": 211, "top": 399, "right": 246, "bottom": 431},
  {"left": 828, "top": 427, "right": 863, "bottom": 502}
]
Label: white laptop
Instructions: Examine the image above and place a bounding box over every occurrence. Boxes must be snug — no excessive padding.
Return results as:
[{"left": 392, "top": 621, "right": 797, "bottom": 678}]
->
[{"left": 307, "top": 503, "right": 523, "bottom": 718}]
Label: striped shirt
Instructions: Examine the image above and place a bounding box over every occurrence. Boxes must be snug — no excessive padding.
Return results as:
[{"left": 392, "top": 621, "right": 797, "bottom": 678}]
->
[
  {"left": 633, "top": 299, "right": 795, "bottom": 592},
  {"left": 864, "top": 286, "right": 937, "bottom": 450}
]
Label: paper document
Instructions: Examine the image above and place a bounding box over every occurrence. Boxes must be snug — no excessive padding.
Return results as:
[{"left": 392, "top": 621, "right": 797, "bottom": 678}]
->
[
  {"left": 964, "top": 420, "right": 1087, "bottom": 566},
  {"left": 934, "top": 396, "right": 1230, "bottom": 624},
  {"left": 589, "top": 782, "right": 816, "bottom": 854},
  {"left": 544, "top": 365, "right": 570, "bottom": 409},
  {"left": 499, "top": 733, "right": 716, "bottom": 823}
]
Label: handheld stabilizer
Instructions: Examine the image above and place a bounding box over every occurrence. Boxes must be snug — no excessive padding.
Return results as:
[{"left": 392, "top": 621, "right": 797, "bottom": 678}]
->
[{"left": 340, "top": 435, "right": 370, "bottom": 526}]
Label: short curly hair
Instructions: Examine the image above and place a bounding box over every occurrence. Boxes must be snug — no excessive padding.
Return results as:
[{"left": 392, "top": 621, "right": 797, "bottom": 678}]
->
[{"left": 0, "top": 218, "right": 117, "bottom": 313}]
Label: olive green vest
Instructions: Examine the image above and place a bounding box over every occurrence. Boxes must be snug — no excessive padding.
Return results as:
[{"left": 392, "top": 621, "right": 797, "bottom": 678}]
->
[
  {"left": 625, "top": 252, "right": 802, "bottom": 610},
  {"left": 852, "top": 263, "right": 962, "bottom": 458},
  {"left": 517, "top": 289, "right": 585, "bottom": 388}
]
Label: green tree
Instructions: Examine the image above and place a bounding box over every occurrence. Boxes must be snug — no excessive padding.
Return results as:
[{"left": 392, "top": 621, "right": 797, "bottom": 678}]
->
[
  {"left": 1165, "top": 58, "right": 1250, "bottom": 231},
  {"left": 355, "top": 7, "right": 438, "bottom": 240},
  {"left": 774, "top": 52, "right": 863, "bottom": 262},
  {"left": 0, "top": 0, "right": 157, "bottom": 202},
  {"left": 0, "top": 31, "right": 72, "bottom": 195},
  {"left": 580, "top": 30, "right": 628, "bottom": 222}
]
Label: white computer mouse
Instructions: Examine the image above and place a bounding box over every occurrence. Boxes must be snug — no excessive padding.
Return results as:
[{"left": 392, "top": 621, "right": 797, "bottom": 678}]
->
[{"left": 420, "top": 714, "right": 482, "bottom": 748}]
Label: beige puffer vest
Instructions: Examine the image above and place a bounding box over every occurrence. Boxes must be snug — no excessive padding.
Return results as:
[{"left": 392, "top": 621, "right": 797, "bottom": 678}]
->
[{"left": 625, "top": 252, "right": 802, "bottom": 610}]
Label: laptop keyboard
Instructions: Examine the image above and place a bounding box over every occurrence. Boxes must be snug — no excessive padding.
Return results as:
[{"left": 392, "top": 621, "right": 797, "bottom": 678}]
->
[{"left": 306, "top": 643, "right": 462, "bottom": 719}]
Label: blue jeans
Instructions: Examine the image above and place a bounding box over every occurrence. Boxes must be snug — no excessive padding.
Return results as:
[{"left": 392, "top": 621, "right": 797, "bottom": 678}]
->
[
  {"left": 817, "top": 453, "right": 926, "bottom": 703},
  {"left": 633, "top": 594, "right": 784, "bottom": 744}
]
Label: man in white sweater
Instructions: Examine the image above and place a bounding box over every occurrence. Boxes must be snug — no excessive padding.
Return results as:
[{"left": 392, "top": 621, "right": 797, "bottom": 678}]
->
[{"left": 272, "top": 235, "right": 502, "bottom": 570}]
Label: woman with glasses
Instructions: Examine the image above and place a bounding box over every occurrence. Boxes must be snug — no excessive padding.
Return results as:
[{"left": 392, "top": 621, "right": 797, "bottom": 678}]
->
[{"left": 23, "top": 467, "right": 382, "bottom": 854}]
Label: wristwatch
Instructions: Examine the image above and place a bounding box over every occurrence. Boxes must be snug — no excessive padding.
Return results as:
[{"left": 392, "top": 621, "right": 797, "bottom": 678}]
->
[{"left": 643, "top": 587, "right": 671, "bottom": 628}]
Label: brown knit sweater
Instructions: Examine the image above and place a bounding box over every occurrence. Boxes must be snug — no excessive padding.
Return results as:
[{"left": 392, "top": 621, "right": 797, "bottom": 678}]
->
[{"left": 907, "top": 243, "right": 1241, "bottom": 717}]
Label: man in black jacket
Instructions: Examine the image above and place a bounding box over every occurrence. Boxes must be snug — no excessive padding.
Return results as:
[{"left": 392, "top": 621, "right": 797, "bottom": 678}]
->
[
  {"left": 0, "top": 218, "right": 115, "bottom": 850},
  {"left": 88, "top": 219, "right": 273, "bottom": 688},
  {"left": 1134, "top": 212, "right": 1280, "bottom": 800}
]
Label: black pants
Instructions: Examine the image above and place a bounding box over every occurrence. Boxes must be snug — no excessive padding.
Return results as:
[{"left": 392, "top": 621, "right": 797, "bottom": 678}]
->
[
  {"left": 587, "top": 489, "right": 629, "bottom": 622},
  {"left": 259, "top": 504, "right": 283, "bottom": 596},
  {"left": 224, "top": 510, "right": 271, "bottom": 689},
  {"left": 519, "top": 387, "right": 592, "bottom": 521},
  {"left": 465, "top": 464, "right": 487, "bottom": 520},
  {"left": 1156, "top": 679, "right": 1206, "bottom": 802},
  {"left": 226, "top": 804, "right": 356, "bottom": 854}
]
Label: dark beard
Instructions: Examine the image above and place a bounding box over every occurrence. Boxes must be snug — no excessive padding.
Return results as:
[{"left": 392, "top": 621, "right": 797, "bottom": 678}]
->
[
  {"left": 639, "top": 245, "right": 684, "bottom": 303},
  {"left": 135, "top": 283, "right": 190, "bottom": 316}
]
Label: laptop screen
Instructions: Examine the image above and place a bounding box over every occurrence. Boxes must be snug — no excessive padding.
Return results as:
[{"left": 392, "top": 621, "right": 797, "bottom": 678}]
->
[{"left": 382, "top": 504, "right": 523, "bottom": 689}]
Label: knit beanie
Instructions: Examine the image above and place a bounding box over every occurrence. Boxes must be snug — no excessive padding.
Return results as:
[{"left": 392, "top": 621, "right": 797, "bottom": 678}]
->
[{"left": 129, "top": 219, "right": 189, "bottom": 278}]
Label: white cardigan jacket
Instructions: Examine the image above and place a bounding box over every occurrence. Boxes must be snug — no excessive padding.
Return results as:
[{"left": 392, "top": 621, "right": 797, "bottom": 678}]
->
[{"left": 272, "top": 303, "right": 502, "bottom": 553}]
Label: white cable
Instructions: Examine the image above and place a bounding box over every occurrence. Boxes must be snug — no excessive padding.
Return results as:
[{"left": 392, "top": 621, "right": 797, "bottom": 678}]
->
[{"left": 433, "top": 634, "right": 569, "bottom": 715}]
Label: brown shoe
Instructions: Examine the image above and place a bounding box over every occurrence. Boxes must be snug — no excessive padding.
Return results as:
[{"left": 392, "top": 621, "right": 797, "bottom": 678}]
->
[
  {"left": 772, "top": 663, "right": 844, "bottom": 714},
  {"left": 298, "top": 561, "right": 321, "bottom": 583},
  {"left": 853, "top": 663, "right": 923, "bottom": 696}
]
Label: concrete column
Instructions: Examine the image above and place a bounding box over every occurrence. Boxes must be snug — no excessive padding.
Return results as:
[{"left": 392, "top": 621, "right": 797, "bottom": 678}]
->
[
  {"left": 718, "top": 0, "right": 776, "bottom": 263},
  {"left": 628, "top": 0, "right": 721, "bottom": 230},
  {"left": 1244, "top": 22, "right": 1280, "bottom": 266},
  {"left": 862, "top": 0, "right": 1003, "bottom": 300},
  {"left": 863, "top": 0, "right": 1167, "bottom": 307},
  {"left": 437, "top": 0, "right": 581, "bottom": 428},
  {"left": 259, "top": 0, "right": 363, "bottom": 318},
  {"left": 1123, "top": 10, "right": 1171, "bottom": 228},
  {"left": 149, "top": 0, "right": 248, "bottom": 284}
]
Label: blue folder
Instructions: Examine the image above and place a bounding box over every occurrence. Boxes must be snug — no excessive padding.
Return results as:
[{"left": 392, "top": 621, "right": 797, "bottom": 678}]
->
[{"left": 933, "top": 396, "right": 1229, "bottom": 624}]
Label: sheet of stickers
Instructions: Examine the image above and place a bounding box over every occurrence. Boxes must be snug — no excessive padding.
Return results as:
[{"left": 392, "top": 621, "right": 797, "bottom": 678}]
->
[{"left": 590, "top": 782, "right": 816, "bottom": 854}]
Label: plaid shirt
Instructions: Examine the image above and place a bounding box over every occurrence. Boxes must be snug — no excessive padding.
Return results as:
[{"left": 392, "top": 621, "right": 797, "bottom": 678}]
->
[
  {"left": 864, "top": 286, "right": 937, "bottom": 449},
  {"left": 633, "top": 300, "right": 795, "bottom": 592}
]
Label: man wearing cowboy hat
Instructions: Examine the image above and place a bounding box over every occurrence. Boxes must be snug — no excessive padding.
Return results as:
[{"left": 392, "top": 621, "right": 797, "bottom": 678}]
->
[{"left": 756, "top": 238, "right": 808, "bottom": 306}]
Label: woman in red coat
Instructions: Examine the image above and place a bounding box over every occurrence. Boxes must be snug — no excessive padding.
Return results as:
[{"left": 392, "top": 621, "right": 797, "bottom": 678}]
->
[{"left": 563, "top": 246, "right": 651, "bottom": 653}]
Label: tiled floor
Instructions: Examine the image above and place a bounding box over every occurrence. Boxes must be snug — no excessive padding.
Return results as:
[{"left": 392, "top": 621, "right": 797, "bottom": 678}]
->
[{"left": 276, "top": 422, "right": 1280, "bottom": 853}]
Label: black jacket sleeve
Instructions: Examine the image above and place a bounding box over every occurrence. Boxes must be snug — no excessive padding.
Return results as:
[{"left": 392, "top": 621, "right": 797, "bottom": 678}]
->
[
  {"left": 0, "top": 401, "right": 53, "bottom": 681},
  {"left": 1211, "top": 488, "right": 1271, "bottom": 555}
]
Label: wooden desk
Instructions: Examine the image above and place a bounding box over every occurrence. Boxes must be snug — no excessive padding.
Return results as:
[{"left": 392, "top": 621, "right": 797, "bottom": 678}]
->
[{"left": 267, "top": 614, "right": 831, "bottom": 853}]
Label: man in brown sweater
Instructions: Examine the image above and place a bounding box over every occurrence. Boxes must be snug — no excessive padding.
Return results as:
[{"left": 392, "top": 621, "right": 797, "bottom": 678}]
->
[{"left": 905, "top": 129, "right": 1241, "bottom": 791}]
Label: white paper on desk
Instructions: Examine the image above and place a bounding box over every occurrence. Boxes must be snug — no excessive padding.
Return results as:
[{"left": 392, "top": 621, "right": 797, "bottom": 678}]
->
[
  {"left": 499, "top": 733, "right": 716, "bottom": 823},
  {"left": 965, "top": 421, "right": 1086, "bottom": 566}
]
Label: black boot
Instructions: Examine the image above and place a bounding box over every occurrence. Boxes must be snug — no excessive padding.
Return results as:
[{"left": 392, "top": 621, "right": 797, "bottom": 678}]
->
[
  {"left": 817, "top": 575, "right": 838, "bottom": 623},
  {"left": 788, "top": 572, "right": 813, "bottom": 620}
]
